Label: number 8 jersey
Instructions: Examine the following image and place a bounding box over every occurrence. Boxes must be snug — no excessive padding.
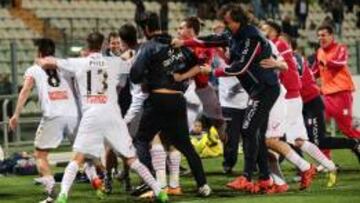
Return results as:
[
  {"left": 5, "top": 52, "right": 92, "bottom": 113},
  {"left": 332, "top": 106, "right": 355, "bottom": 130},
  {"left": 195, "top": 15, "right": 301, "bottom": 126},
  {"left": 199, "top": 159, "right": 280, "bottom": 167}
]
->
[
  {"left": 56, "top": 53, "right": 131, "bottom": 113},
  {"left": 24, "top": 64, "right": 78, "bottom": 118}
]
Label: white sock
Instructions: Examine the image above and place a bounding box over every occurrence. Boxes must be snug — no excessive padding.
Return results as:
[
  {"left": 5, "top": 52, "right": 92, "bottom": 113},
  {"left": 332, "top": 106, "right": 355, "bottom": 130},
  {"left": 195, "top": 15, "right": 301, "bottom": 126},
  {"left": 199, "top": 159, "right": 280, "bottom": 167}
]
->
[
  {"left": 130, "top": 159, "right": 162, "bottom": 195},
  {"left": 270, "top": 173, "right": 286, "bottom": 185},
  {"left": 285, "top": 150, "right": 311, "bottom": 172},
  {"left": 300, "top": 141, "right": 336, "bottom": 171},
  {"left": 150, "top": 144, "right": 167, "bottom": 188},
  {"left": 42, "top": 175, "right": 55, "bottom": 195},
  {"left": 84, "top": 162, "right": 98, "bottom": 182},
  {"left": 168, "top": 150, "right": 181, "bottom": 188},
  {"left": 60, "top": 161, "right": 79, "bottom": 196}
]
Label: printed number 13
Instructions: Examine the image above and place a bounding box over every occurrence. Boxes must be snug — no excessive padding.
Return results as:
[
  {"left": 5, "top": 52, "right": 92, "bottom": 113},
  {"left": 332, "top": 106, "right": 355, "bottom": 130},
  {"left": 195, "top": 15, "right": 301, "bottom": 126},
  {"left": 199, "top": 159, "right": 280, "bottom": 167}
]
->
[{"left": 86, "top": 69, "right": 108, "bottom": 95}]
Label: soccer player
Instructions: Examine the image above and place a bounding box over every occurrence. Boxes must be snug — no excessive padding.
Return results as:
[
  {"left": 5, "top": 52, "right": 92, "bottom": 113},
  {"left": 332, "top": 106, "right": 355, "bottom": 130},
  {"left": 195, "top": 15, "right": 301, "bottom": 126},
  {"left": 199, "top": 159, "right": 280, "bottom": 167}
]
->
[
  {"left": 261, "top": 21, "right": 337, "bottom": 187},
  {"left": 288, "top": 38, "right": 360, "bottom": 163},
  {"left": 176, "top": 16, "right": 225, "bottom": 140},
  {"left": 313, "top": 24, "right": 360, "bottom": 139},
  {"left": 173, "top": 4, "right": 280, "bottom": 192},
  {"left": 9, "top": 38, "right": 79, "bottom": 203},
  {"left": 103, "top": 28, "right": 135, "bottom": 193},
  {"left": 130, "top": 12, "right": 211, "bottom": 197},
  {"left": 37, "top": 32, "right": 167, "bottom": 203}
]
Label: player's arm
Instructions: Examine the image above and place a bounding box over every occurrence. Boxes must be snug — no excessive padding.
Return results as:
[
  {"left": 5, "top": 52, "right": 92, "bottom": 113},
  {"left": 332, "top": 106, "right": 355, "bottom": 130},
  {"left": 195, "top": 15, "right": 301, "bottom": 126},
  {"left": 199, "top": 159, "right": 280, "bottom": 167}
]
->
[
  {"left": 130, "top": 47, "right": 151, "bottom": 84},
  {"left": 37, "top": 57, "right": 77, "bottom": 73},
  {"left": 260, "top": 56, "right": 288, "bottom": 71},
  {"left": 124, "top": 84, "right": 148, "bottom": 124},
  {"left": 212, "top": 38, "right": 261, "bottom": 77},
  {"left": 9, "top": 77, "right": 34, "bottom": 131},
  {"left": 326, "top": 45, "right": 348, "bottom": 70},
  {"left": 172, "top": 32, "right": 229, "bottom": 48}
]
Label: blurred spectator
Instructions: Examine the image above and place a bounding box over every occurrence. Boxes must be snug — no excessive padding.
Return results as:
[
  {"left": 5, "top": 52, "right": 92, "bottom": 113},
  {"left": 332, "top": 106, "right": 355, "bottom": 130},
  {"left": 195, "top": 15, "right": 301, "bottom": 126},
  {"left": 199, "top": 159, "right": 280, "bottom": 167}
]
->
[
  {"left": 331, "top": 0, "right": 344, "bottom": 37},
  {"left": 307, "top": 20, "right": 318, "bottom": 47},
  {"left": 159, "top": 0, "right": 168, "bottom": 31},
  {"left": 282, "top": 15, "right": 299, "bottom": 38},
  {"left": 344, "top": 0, "right": 355, "bottom": 13},
  {"left": 0, "top": 0, "right": 11, "bottom": 8},
  {"left": 267, "top": 0, "right": 281, "bottom": 20},
  {"left": 0, "top": 73, "right": 12, "bottom": 96},
  {"left": 252, "top": 0, "right": 266, "bottom": 20},
  {"left": 295, "top": 0, "right": 309, "bottom": 29},
  {"left": 357, "top": 11, "right": 360, "bottom": 29}
]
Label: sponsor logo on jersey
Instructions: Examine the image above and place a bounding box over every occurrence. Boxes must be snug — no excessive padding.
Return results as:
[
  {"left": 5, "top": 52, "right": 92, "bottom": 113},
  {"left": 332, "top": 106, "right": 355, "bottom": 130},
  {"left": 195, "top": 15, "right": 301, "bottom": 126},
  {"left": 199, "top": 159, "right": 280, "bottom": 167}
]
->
[
  {"left": 86, "top": 95, "right": 108, "bottom": 104},
  {"left": 48, "top": 90, "right": 69, "bottom": 100}
]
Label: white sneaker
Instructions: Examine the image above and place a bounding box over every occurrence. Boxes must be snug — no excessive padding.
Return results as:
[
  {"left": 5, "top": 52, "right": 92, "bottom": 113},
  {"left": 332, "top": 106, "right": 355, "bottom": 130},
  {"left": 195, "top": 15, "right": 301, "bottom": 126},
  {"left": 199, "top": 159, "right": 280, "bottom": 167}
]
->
[{"left": 198, "top": 184, "right": 211, "bottom": 197}]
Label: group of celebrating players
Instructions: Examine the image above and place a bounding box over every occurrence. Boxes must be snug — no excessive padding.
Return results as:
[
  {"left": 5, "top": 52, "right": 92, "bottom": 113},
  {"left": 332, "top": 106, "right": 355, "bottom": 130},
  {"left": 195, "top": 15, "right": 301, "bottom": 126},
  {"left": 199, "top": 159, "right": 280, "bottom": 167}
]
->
[{"left": 7, "top": 3, "right": 360, "bottom": 203}]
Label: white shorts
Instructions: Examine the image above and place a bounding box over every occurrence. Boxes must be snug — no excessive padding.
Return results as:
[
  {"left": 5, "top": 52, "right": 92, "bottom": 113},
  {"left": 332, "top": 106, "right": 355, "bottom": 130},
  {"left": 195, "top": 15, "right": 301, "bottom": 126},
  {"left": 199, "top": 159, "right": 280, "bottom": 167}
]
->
[
  {"left": 285, "top": 97, "right": 308, "bottom": 144},
  {"left": 34, "top": 116, "right": 78, "bottom": 150},
  {"left": 195, "top": 84, "right": 223, "bottom": 120},
  {"left": 73, "top": 110, "right": 136, "bottom": 158},
  {"left": 266, "top": 85, "right": 287, "bottom": 139}
]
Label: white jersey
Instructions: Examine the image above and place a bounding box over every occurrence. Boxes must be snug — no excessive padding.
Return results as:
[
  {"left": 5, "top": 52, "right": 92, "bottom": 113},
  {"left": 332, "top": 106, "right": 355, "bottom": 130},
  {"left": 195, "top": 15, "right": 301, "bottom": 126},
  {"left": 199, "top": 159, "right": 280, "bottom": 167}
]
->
[
  {"left": 24, "top": 64, "right": 78, "bottom": 118},
  {"left": 56, "top": 53, "right": 131, "bottom": 113}
]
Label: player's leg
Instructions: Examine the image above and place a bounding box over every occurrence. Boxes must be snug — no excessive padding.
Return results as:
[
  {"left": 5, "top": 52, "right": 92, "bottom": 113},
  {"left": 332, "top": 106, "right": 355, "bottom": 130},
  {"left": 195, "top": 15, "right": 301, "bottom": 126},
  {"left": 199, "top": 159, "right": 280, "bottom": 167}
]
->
[
  {"left": 56, "top": 152, "right": 85, "bottom": 203},
  {"left": 34, "top": 117, "right": 66, "bottom": 202},
  {"left": 167, "top": 146, "right": 182, "bottom": 195},
  {"left": 222, "top": 107, "right": 244, "bottom": 174},
  {"left": 162, "top": 95, "right": 210, "bottom": 197},
  {"left": 150, "top": 134, "right": 167, "bottom": 189},
  {"left": 227, "top": 86, "right": 279, "bottom": 192},
  {"left": 304, "top": 96, "right": 360, "bottom": 156},
  {"left": 105, "top": 112, "right": 167, "bottom": 201}
]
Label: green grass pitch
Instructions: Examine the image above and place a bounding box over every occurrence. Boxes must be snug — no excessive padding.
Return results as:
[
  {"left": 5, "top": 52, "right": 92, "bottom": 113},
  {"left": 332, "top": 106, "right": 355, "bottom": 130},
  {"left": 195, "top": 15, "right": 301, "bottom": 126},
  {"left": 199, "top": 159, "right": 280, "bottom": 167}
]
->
[{"left": 0, "top": 150, "right": 360, "bottom": 203}]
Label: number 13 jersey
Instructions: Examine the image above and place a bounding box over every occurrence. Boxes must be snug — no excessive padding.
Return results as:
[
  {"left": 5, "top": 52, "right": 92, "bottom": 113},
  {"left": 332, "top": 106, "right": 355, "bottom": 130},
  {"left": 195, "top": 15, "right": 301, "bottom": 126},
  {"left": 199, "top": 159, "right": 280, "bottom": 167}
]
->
[
  {"left": 56, "top": 53, "right": 131, "bottom": 113},
  {"left": 24, "top": 64, "right": 78, "bottom": 118}
]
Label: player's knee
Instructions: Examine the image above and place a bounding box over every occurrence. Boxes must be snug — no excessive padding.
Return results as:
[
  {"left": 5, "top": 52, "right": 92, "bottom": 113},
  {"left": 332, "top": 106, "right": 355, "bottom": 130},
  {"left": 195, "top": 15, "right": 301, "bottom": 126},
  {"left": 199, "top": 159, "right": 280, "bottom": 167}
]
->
[{"left": 34, "top": 149, "right": 49, "bottom": 159}]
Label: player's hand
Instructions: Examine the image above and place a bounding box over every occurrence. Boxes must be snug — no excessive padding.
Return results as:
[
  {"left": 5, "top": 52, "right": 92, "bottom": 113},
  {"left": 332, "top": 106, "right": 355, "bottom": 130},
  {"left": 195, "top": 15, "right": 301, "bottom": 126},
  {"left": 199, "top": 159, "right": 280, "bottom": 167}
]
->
[
  {"left": 219, "top": 132, "right": 228, "bottom": 144},
  {"left": 200, "top": 64, "right": 212, "bottom": 74},
  {"left": 121, "top": 49, "right": 135, "bottom": 61},
  {"left": 260, "top": 57, "right": 278, "bottom": 69},
  {"left": 173, "top": 73, "right": 184, "bottom": 82},
  {"left": 9, "top": 115, "right": 19, "bottom": 131},
  {"left": 171, "top": 38, "right": 184, "bottom": 48},
  {"left": 36, "top": 57, "right": 57, "bottom": 69}
]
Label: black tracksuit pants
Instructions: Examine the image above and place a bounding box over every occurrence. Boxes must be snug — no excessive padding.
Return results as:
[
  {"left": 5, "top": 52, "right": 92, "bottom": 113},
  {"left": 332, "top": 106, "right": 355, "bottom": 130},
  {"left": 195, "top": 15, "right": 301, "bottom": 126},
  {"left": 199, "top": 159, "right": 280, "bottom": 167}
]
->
[
  {"left": 242, "top": 84, "right": 280, "bottom": 181},
  {"left": 303, "top": 95, "right": 357, "bottom": 150},
  {"left": 133, "top": 93, "right": 207, "bottom": 187},
  {"left": 222, "top": 107, "right": 246, "bottom": 169}
]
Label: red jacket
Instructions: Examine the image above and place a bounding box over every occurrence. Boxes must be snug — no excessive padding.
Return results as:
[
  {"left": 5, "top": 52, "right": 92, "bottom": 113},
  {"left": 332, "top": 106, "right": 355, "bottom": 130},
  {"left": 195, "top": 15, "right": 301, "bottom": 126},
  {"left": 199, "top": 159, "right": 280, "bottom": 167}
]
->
[
  {"left": 272, "top": 37, "right": 302, "bottom": 99},
  {"left": 295, "top": 53, "right": 320, "bottom": 103},
  {"left": 313, "top": 41, "right": 355, "bottom": 95}
]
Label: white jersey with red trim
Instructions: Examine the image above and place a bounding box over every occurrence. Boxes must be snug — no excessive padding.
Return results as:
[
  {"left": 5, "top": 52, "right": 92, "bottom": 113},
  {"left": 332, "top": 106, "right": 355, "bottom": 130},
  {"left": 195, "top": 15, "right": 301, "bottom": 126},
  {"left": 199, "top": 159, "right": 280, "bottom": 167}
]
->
[
  {"left": 56, "top": 52, "right": 131, "bottom": 113},
  {"left": 24, "top": 64, "right": 78, "bottom": 118}
]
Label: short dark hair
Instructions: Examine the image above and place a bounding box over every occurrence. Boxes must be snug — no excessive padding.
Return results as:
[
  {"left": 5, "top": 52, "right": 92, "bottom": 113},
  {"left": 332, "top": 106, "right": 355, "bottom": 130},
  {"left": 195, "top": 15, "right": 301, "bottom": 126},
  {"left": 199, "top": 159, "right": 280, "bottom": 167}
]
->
[
  {"left": 317, "top": 24, "right": 334, "bottom": 34},
  {"left": 139, "top": 11, "right": 160, "bottom": 33},
  {"left": 86, "top": 32, "right": 104, "bottom": 51},
  {"left": 218, "top": 3, "right": 249, "bottom": 26},
  {"left": 184, "top": 16, "right": 202, "bottom": 36},
  {"left": 118, "top": 23, "right": 138, "bottom": 48},
  {"left": 107, "top": 32, "right": 119, "bottom": 43},
  {"left": 265, "top": 20, "right": 282, "bottom": 35},
  {"left": 34, "top": 38, "right": 55, "bottom": 57}
]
